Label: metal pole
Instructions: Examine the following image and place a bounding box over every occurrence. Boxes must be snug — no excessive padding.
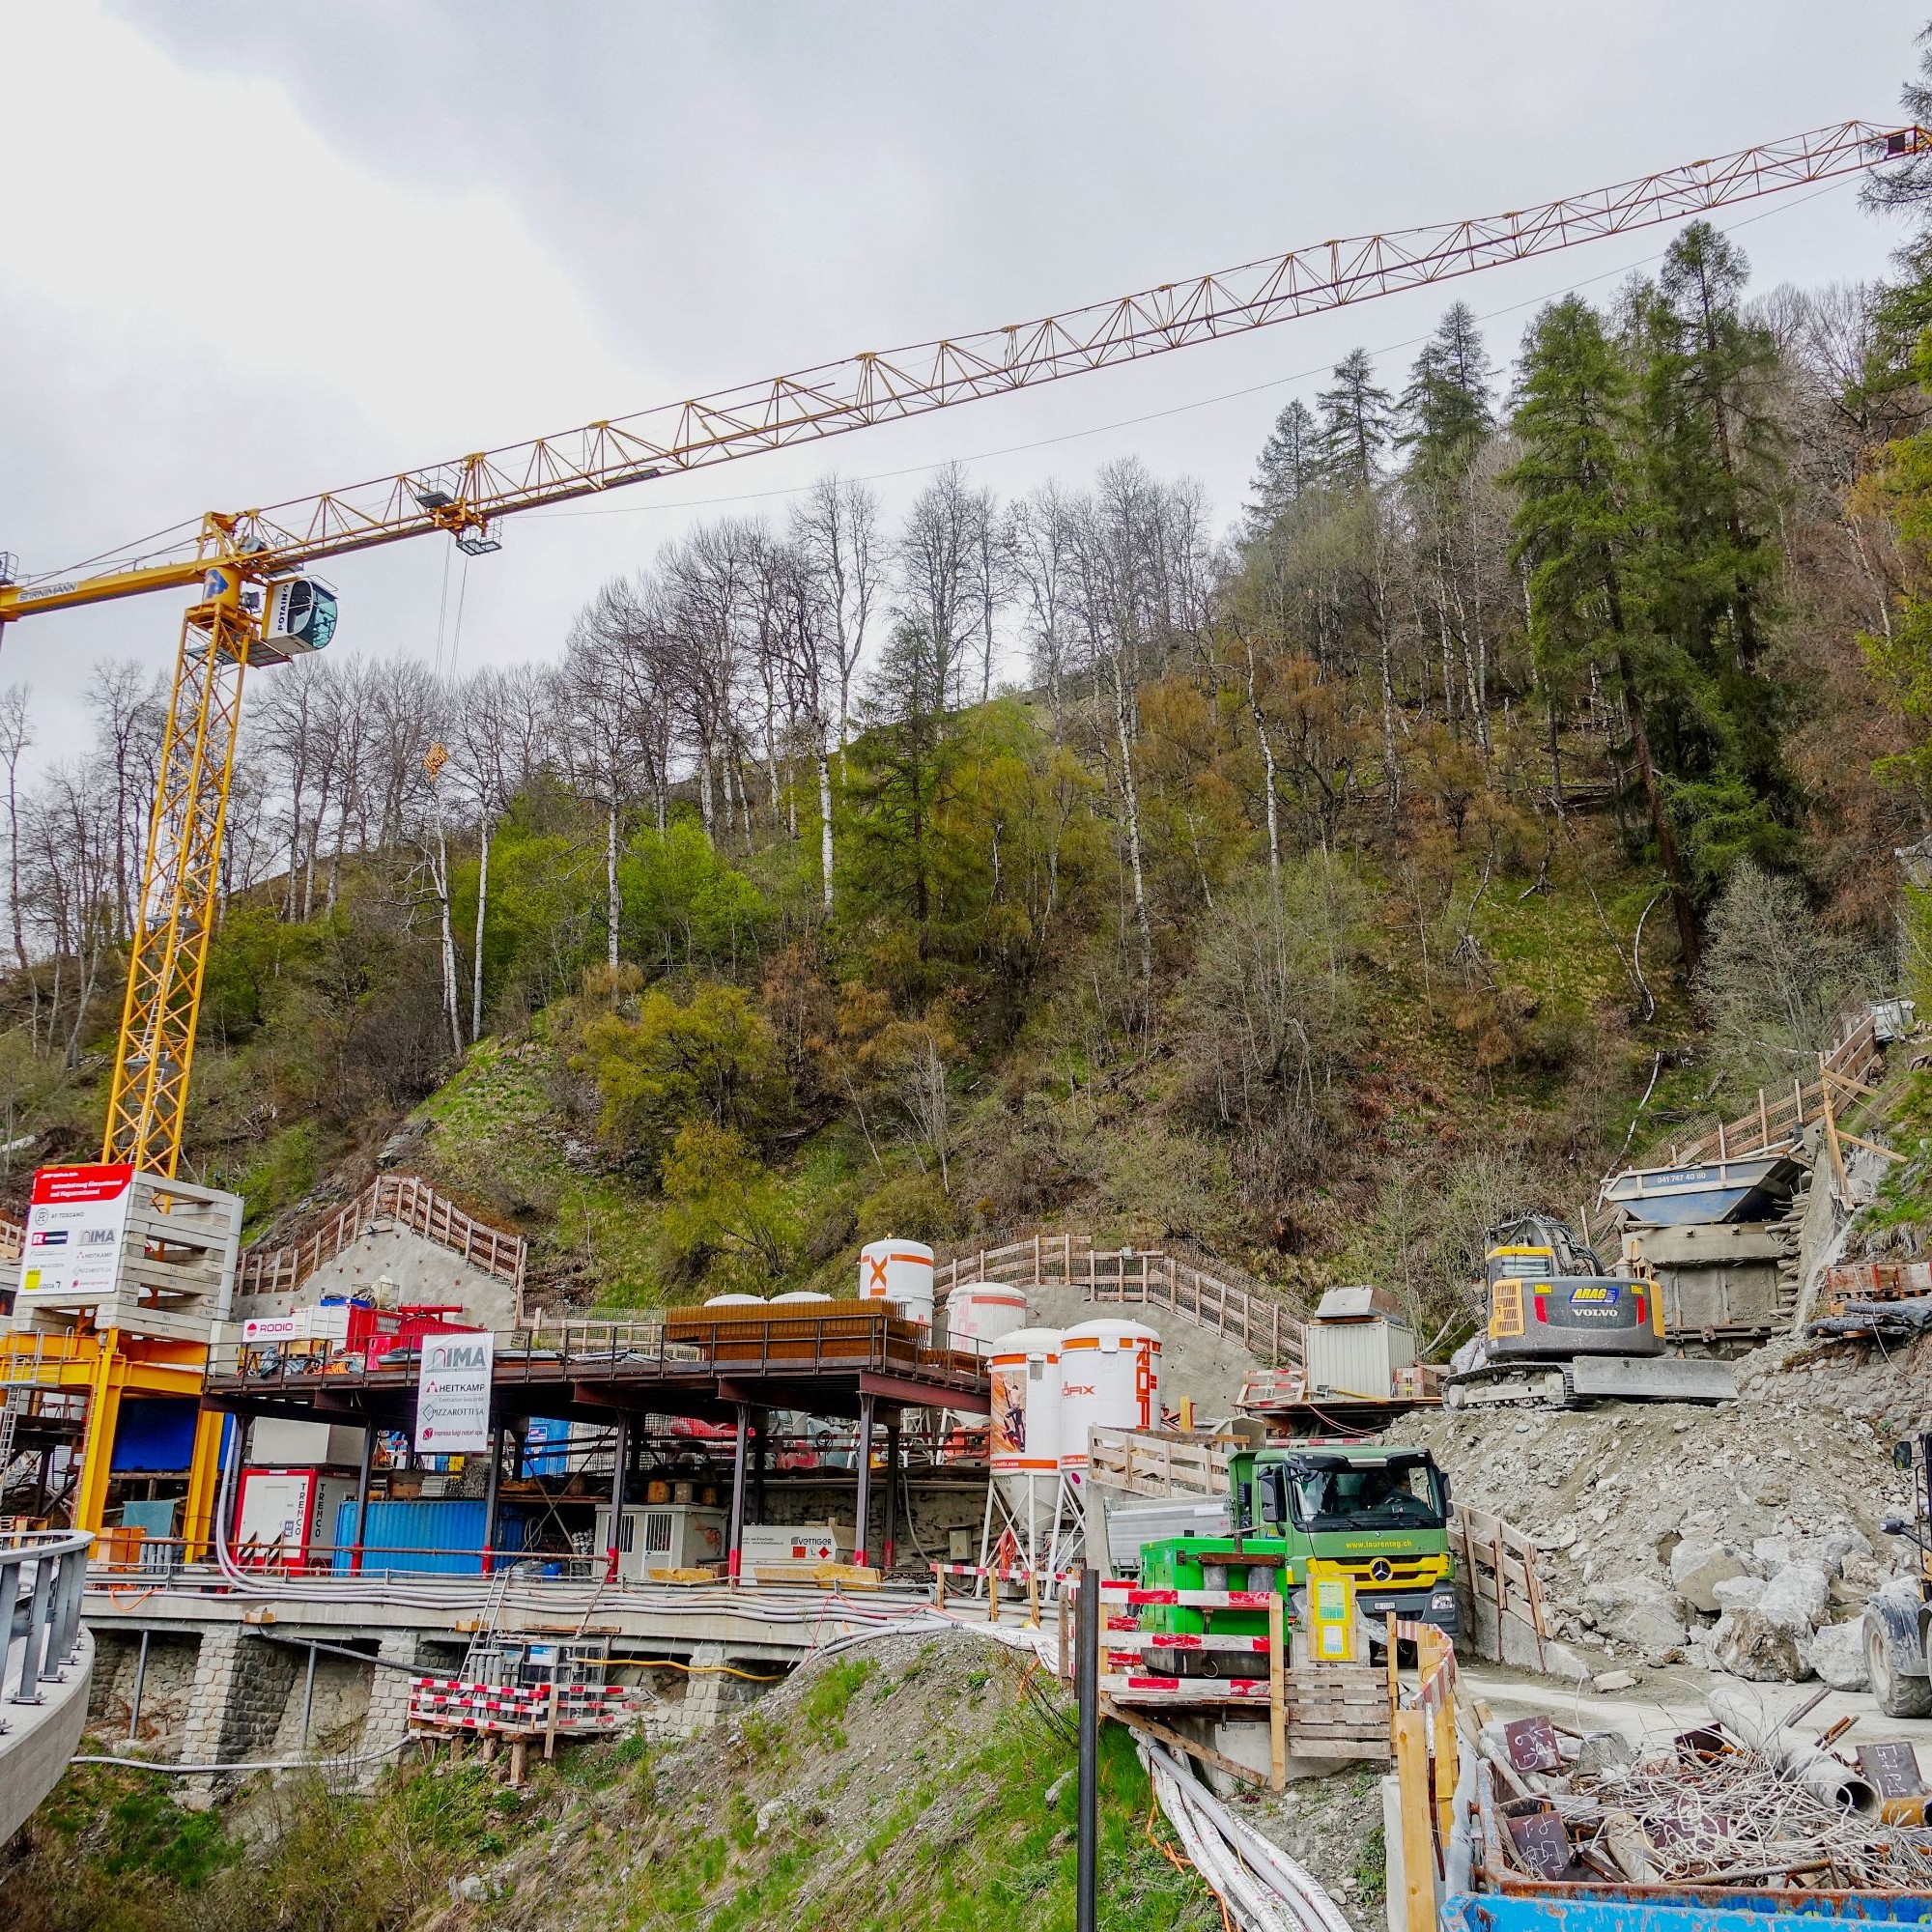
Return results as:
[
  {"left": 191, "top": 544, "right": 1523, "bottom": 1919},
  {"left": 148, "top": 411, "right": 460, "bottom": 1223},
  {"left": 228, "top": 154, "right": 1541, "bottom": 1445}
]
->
[
  {"left": 726, "top": 1403, "right": 751, "bottom": 1586},
  {"left": 300, "top": 1640, "right": 317, "bottom": 1749},
  {"left": 350, "top": 1423, "right": 375, "bottom": 1576},
  {"left": 881, "top": 1419, "right": 900, "bottom": 1572},
  {"left": 853, "top": 1393, "right": 876, "bottom": 1568},
  {"left": 480, "top": 1421, "right": 503, "bottom": 1576},
  {"left": 12, "top": 1549, "right": 50, "bottom": 1702},
  {"left": 128, "top": 1628, "right": 151, "bottom": 1742},
  {"left": 1076, "top": 1560, "right": 1099, "bottom": 1932},
  {"left": 605, "top": 1412, "right": 630, "bottom": 1582}
]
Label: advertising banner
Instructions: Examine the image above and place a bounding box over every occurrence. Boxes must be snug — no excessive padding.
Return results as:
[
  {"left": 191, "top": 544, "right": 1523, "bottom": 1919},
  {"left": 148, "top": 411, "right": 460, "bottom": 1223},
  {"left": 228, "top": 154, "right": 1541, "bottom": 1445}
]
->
[
  {"left": 414, "top": 1330, "right": 493, "bottom": 1456},
  {"left": 20, "top": 1162, "right": 134, "bottom": 1304}
]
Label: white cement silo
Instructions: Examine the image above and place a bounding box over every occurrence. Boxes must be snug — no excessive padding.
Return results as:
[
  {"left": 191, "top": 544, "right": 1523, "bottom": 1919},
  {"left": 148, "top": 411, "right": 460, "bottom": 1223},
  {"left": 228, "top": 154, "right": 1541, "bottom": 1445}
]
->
[
  {"left": 987, "top": 1327, "right": 1062, "bottom": 1496},
  {"left": 858, "top": 1237, "right": 935, "bottom": 1328},
  {"left": 946, "top": 1283, "right": 1029, "bottom": 1357},
  {"left": 1057, "top": 1320, "right": 1161, "bottom": 1472}
]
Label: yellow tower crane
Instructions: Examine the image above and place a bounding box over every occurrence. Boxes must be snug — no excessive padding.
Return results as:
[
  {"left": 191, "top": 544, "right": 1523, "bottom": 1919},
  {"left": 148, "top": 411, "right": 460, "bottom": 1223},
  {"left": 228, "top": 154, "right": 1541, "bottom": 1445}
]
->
[{"left": 0, "top": 118, "right": 1919, "bottom": 1551}]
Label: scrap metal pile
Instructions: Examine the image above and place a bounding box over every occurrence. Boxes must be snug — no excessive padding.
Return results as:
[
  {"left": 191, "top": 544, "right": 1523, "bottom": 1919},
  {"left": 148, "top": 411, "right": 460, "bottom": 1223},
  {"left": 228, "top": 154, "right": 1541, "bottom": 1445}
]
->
[{"left": 1475, "top": 1690, "right": 1932, "bottom": 1896}]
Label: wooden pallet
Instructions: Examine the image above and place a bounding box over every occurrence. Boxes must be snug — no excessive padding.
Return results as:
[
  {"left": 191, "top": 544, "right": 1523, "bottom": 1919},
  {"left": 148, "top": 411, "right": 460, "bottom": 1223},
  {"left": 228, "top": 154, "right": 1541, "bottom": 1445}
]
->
[{"left": 1288, "top": 1663, "right": 1391, "bottom": 1759}]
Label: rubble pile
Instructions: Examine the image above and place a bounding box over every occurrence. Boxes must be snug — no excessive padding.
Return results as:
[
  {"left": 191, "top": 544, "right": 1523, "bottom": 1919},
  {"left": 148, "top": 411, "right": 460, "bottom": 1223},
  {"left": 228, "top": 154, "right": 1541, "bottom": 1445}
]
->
[{"left": 1395, "top": 1400, "right": 1914, "bottom": 1685}]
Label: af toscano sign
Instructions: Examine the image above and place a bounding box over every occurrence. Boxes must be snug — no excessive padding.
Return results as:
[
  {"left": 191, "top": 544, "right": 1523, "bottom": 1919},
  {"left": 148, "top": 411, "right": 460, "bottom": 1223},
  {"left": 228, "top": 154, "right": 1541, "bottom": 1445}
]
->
[{"left": 414, "top": 1331, "right": 494, "bottom": 1456}]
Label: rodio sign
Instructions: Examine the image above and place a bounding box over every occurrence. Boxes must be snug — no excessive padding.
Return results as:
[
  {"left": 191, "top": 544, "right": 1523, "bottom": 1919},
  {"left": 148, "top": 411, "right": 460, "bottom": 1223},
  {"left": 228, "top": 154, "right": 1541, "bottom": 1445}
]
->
[{"left": 414, "top": 1331, "right": 494, "bottom": 1456}]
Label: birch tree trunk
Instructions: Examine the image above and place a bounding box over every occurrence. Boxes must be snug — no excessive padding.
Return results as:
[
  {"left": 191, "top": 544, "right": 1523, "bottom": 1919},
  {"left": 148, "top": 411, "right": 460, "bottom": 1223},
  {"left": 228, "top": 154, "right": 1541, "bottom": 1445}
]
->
[
  {"left": 606, "top": 801, "right": 621, "bottom": 975},
  {"left": 1108, "top": 656, "right": 1154, "bottom": 983},
  {"left": 436, "top": 817, "right": 464, "bottom": 1059},
  {"left": 816, "top": 743, "right": 835, "bottom": 917},
  {"left": 471, "top": 818, "right": 492, "bottom": 1043},
  {"left": 1244, "top": 643, "right": 1280, "bottom": 882}
]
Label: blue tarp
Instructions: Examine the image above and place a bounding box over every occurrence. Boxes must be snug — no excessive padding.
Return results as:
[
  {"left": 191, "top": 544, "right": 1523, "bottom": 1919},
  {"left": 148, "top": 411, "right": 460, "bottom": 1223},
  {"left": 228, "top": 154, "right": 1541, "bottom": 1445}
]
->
[{"left": 109, "top": 1397, "right": 199, "bottom": 1472}]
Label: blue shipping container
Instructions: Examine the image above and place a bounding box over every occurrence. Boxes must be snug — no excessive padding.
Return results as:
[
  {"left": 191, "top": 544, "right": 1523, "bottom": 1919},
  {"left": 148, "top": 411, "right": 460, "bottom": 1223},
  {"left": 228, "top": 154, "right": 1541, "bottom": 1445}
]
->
[
  {"left": 110, "top": 1397, "right": 199, "bottom": 1472},
  {"left": 329, "top": 1498, "right": 526, "bottom": 1576}
]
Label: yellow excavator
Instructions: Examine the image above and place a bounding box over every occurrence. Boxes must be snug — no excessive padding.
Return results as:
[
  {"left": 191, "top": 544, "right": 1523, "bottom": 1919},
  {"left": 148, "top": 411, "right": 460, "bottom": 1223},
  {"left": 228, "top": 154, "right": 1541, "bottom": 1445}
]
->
[{"left": 1444, "top": 1214, "right": 1737, "bottom": 1408}]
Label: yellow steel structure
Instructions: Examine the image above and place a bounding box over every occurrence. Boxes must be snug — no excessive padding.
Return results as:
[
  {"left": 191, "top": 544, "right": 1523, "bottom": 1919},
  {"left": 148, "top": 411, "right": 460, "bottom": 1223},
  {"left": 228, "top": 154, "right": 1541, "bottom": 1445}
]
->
[
  {"left": 0, "top": 117, "right": 1920, "bottom": 1554},
  {"left": 102, "top": 565, "right": 259, "bottom": 1175},
  {"left": 0, "top": 1329, "right": 216, "bottom": 1553}
]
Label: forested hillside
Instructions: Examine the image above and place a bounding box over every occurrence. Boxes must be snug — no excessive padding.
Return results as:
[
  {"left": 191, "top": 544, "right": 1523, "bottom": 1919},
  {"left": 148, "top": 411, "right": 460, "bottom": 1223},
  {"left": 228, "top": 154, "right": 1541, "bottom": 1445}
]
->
[{"left": 13, "top": 152, "right": 1932, "bottom": 1342}]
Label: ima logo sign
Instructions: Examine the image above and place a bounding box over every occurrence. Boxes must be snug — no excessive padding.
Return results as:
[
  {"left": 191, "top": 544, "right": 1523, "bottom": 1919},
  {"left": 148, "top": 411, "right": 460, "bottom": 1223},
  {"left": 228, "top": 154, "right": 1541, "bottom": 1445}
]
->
[{"left": 426, "top": 1340, "right": 489, "bottom": 1372}]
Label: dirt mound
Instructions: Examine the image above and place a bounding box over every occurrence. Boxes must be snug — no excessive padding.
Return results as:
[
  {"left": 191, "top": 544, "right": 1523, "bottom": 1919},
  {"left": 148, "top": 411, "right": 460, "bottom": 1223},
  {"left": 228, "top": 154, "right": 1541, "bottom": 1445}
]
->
[{"left": 1390, "top": 1398, "right": 1913, "bottom": 1672}]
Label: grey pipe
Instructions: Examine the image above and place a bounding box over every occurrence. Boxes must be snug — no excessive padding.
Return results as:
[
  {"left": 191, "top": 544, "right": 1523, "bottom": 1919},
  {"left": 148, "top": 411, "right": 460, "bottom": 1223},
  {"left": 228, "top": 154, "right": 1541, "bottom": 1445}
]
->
[{"left": 1709, "top": 1685, "right": 1879, "bottom": 1814}]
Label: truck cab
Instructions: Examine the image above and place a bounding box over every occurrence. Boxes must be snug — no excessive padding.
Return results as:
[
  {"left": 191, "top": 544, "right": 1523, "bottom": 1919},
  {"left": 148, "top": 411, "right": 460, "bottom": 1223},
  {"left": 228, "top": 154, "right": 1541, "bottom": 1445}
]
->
[{"left": 1136, "top": 1441, "right": 1459, "bottom": 1654}]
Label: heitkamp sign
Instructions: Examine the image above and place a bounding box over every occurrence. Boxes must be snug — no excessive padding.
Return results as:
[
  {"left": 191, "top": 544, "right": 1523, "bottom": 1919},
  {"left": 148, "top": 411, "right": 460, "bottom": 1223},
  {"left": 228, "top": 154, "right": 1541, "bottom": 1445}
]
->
[{"left": 414, "top": 1330, "right": 494, "bottom": 1456}]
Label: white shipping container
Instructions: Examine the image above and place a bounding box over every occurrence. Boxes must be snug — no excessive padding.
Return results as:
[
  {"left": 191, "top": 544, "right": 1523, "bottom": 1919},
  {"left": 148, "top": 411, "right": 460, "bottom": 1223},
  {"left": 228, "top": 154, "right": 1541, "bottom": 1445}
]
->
[
  {"left": 1303, "top": 1316, "right": 1414, "bottom": 1400},
  {"left": 593, "top": 1503, "right": 728, "bottom": 1579}
]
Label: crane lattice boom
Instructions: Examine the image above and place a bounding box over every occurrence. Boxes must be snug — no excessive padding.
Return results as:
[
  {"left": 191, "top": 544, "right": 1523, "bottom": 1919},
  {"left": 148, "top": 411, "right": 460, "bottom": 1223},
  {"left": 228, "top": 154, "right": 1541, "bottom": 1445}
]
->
[{"left": 0, "top": 119, "right": 1922, "bottom": 624}]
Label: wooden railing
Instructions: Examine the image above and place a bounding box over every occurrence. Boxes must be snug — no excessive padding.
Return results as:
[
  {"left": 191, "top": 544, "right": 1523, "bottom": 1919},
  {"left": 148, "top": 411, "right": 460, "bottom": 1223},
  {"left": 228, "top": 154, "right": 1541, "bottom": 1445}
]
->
[
  {"left": 934, "top": 1231, "right": 1303, "bottom": 1368},
  {"left": 1087, "top": 1426, "right": 1238, "bottom": 1498},
  {"left": 1448, "top": 1501, "right": 1552, "bottom": 1663},
  {"left": 1662, "top": 1011, "right": 1883, "bottom": 1169},
  {"left": 236, "top": 1172, "right": 526, "bottom": 1314}
]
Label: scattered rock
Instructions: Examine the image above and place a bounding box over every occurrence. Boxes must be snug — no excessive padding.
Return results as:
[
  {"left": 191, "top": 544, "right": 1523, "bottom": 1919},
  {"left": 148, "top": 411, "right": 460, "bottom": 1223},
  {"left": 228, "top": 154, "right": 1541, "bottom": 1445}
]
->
[
  {"left": 1805, "top": 1619, "right": 1870, "bottom": 1691},
  {"left": 1592, "top": 1669, "right": 1639, "bottom": 1692},
  {"left": 1714, "top": 1608, "right": 1813, "bottom": 1683},
  {"left": 1670, "top": 1539, "right": 1747, "bottom": 1614},
  {"left": 1576, "top": 1730, "right": 1635, "bottom": 1774},
  {"left": 453, "top": 1874, "right": 488, "bottom": 1904},
  {"left": 1712, "top": 1575, "right": 1767, "bottom": 1614},
  {"left": 1043, "top": 1769, "right": 1074, "bottom": 1809},
  {"left": 1759, "top": 1563, "right": 1831, "bottom": 1634},
  {"left": 1749, "top": 1538, "right": 1793, "bottom": 1577},
  {"left": 1583, "top": 1577, "right": 1689, "bottom": 1652}
]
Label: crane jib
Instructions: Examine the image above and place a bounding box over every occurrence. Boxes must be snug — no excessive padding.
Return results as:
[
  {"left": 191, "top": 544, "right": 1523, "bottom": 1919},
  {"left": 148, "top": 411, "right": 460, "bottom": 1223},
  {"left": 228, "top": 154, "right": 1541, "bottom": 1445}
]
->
[{"left": 1, "top": 117, "right": 1924, "bottom": 621}]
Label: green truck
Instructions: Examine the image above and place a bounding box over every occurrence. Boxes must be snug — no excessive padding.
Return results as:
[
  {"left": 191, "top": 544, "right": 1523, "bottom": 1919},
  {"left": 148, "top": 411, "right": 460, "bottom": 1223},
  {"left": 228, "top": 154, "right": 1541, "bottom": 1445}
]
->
[{"left": 1132, "top": 1442, "right": 1460, "bottom": 1665}]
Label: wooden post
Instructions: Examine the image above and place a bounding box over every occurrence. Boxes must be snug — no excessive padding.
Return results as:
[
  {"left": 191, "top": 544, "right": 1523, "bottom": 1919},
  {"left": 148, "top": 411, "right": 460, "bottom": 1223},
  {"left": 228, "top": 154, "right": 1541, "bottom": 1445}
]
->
[
  {"left": 1393, "top": 1709, "right": 1435, "bottom": 1932},
  {"left": 1759, "top": 1090, "right": 1770, "bottom": 1151},
  {"left": 509, "top": 1737, "right": 527, "bottom": 1786},
  {"left": 1821, "top": 1074, "right": 1851, "bottom": 1203},
  {"left": 1028, "top": 1560, "right": 1040, "bottom": 1629},
  {"left": 1267, "top": 1590, "right": 1287, "bottom": 1791},
  {"left": 543, "top": 1676, "right": 559, "bottom": 1760},
  {"left": 1385, "top": 1609, "right": 1400, "bottom": 1744}
]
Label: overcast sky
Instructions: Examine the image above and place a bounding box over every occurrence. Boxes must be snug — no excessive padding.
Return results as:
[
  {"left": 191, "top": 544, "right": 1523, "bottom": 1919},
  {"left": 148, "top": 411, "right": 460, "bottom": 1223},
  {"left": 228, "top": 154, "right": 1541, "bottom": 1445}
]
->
[{"left": 0, "top": 1, "right": 1925, "bottom": 771}]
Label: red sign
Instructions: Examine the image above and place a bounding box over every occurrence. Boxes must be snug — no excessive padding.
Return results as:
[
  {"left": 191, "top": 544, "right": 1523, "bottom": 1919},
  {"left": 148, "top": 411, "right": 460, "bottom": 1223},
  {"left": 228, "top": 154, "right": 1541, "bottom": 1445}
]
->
[
  {"left": 30, "top": 1163, "right": 134, "bottom": 1207},
  {"left": 21, "top": 1162, "right": 134, "bottom": 1305}
]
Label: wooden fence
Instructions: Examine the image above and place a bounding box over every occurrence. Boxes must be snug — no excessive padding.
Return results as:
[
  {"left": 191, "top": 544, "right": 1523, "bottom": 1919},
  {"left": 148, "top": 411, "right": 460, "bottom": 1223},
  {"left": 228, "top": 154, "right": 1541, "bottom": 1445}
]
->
[
  {"left": 1447, "top": 1500, "right": 1552, "bottom": 1665},
  {"left": 0, "top": 1214, "right": 18, "bottom": 1265},
  {"left": 236, "top": 1173, "right": 526, "bottom": 1316},
  {"left": 1086, "top": 1427, "right": 1237, "bottom": 1499},
  {"left": 1664, "top": 1011, "right": 1883, "bottom": 1168},
  {"left": 935, "top": 1231, "right": 1302, "bottom": 1369}
]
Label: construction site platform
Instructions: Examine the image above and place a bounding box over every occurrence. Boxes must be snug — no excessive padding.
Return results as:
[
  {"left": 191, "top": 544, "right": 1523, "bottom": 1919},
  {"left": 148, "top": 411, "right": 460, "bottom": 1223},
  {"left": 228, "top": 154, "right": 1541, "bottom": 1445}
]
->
[{"left": 201, "top": 1307, "right": 992, "bottom": 1430}]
